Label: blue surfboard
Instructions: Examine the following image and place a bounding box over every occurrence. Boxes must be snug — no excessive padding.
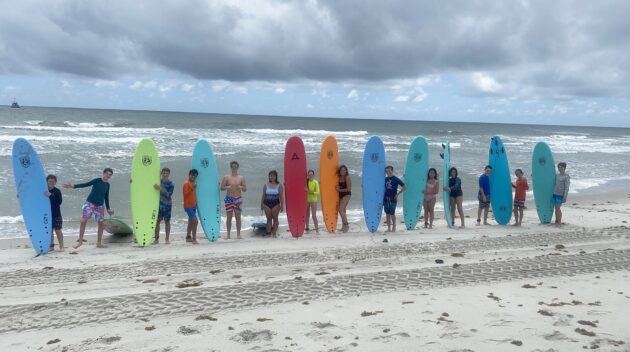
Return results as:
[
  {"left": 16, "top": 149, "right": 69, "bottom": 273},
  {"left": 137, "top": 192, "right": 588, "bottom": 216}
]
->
[
  {"left": 192, "top": 139, "right": 221, "bottom": 241},
  {"left": 488, "top": 136, "right": 513, "bottom": 225},
  {"left": 12, "top": 138, "right": 51, "bottom": 255},
  {"left": 440, "top": 142, "right": 453, "bottom": 228},
  {"left": 362, "top": 136, "right": 386, "bottom": 233},
  {"left": 532, "top": 142, "right": 556, "bottom": 224},
  {"left": 403, "top": 136, "right": 429, "bottom": 230}
]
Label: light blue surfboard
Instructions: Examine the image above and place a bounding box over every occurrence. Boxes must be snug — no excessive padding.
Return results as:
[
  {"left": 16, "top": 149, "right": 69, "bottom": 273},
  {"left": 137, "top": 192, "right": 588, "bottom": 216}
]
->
[
  {"left": 488, "top": 136, "right": 513, "bottom": 225},
  {"left": 362, "top": 136, "right": 386, "bottom": 233},
  {"left": 192, "top": 139, "right": 221, "bottom": 241},
  {"left": 440, "top": 142, "right": 453, "bottom": 228},
  {"left": 403, "top": 136, "right": 429, "bottom": 230},
  {"left": 12, "top": 138, "right": 51, "bottom": 255},
  {"left": 532, "top": 142, "right": 556, "bottom": 224}
]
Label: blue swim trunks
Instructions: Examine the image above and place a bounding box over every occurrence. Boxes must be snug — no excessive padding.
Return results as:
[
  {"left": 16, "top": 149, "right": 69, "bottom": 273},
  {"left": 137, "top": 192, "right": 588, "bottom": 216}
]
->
[
  {"left": 184, "top": 207, "right": 197, "bottom": 219},
  {"left": 159, "top": 203, "right": 172, "bottom": 222},
  {"left": 383, "top": 196, "right": 397, "bottom": 215},
  {"left": 553, "top": 194, "right": 564, "bottom": 206}
]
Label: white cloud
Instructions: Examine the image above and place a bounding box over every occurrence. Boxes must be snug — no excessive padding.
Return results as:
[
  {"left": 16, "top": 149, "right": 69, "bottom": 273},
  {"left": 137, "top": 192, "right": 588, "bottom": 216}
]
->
[
  {"left": 212, "top": 82, "right": 248, "bottom": 94},
  {"left": 469, "top": 72, "right": 502, "bottom": 93},
  {"left": 93, "top": 80, "right": 118, "bottom": 88},
  {"left": 181, "top": 83, "right": 195, "bottom": 92},
  {"left": 347, "top": 89, "right": 358, "bottom": 99},
  {"left": 394, "top": 95, "right": 410, "bottom": 102},
  {"left": 275, "top": 87, "right": 286, "bottom": 94},
  {"left": 306, "top": 103, "right": 314, "bottom": 109},
  {"left": 60, "top": 80, "right": 72, "bottom": 89}
]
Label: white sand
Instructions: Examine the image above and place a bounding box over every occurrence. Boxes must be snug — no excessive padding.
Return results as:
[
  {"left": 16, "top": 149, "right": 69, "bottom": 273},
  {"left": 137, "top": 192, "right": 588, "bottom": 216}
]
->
[{"left": 1, "top": 190, "right": 629, "bottom": 351}]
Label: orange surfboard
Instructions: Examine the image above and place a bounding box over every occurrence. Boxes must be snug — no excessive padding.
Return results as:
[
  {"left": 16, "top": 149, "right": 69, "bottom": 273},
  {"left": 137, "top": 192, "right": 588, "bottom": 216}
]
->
[{"left": 319, "top": 135, "right": 339, "bottom": 233}]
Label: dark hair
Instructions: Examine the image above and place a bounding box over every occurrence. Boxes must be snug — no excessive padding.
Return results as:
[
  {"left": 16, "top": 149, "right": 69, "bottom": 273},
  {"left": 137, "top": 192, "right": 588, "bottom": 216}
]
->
[
  {"left": 558, "top": 162, "right": 567, "bottom": 168},
  {"left": 161, "top": 167, "right": 171, "bottom": 173},
  {"left": 338, "top": 164, "right": 348, "bottom": 176},
  {"left": 230, "top": 160, "right": 239, "bottom": 168},
  {"left": 449, "top": 167, "right": 458, "bottom": 177},
  {"left": 307, "top": 169, "right": 315, "bottom": 183},
  {"left": 515, "top": 168, "right": 523, "bottom": 174},
  {"left": 385, "top": 165, "right": 394, "bottom": 172},
  {"left": 189, "top": 169, "right": 198, "bottom": 176},
  {"left": 427, "top": 168, "right": 438, "bottom": 180},
  {"left": 268, "top": 170, "right": 278, "bottom": 183},
  {"left": 46, "top": 174, "right": 57, "bottom": 181},
  {"left": 485, "top": 165, "right": 492, "bottom": 170},
  {"left": 103, "top": 168, "right": 113, "bottom": 174}
]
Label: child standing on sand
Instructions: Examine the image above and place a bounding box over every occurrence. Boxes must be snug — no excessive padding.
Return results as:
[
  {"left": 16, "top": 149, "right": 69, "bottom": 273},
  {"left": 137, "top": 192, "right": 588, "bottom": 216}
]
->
[
  {"left": 183, "top": 169, "right": 199, "bottom": 244},
  {"left": 221, "top": 161, "right": 247, "bottom": 239},
  {"left": 305, "top": 169, "right": 320, "bottom": 234},
  {"left": 63, "top": 168, "right": 115, "bottom": 248},
  {"left": 512, "top": 168, "right": 529, "bottom": 226},
  {"left": 553, "top": 162, "right": 570, "bottom": 225},
  {"left": 476, "top": 165, "right": 492, "bottom": 226},
  {"left": 444, "top": 167, "right": 465, "bottom": 228},
  {"left": 154, "top": 167, "right": 174, "bottom": 244},
  {"left": 422, "top": 168, "right": 439, "bottom": 229},
  {"left": 383, "top": 165, "right": 407, "bottom": 232},
  {"left": 45, "top": 174, "right": 64, "bottom": 251}
]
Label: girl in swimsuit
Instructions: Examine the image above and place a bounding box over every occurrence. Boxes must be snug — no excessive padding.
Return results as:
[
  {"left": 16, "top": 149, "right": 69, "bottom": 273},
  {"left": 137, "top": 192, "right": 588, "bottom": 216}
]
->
[
  {"left": 443, "top": 167, "right": 465, "bottom": 228},
  {"left": 336, "top": 165, "right": 352, "bottom": 233},
  {"left": 422, "top": 168, "right": 439, "bottom": 229},
  {"left": 260, "top": 170, "right": 283, "bottom": 237}
]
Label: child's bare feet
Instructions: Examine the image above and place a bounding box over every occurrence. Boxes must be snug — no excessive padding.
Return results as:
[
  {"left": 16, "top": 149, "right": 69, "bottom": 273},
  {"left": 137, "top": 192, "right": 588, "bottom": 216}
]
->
[
  {"left": 192, "top": 240, "right": 199, "bottom": 245},
  {"left": 73, "top": 241, "right": 83, "bottom": 249},
  {"left": 165, "top": 240, "right": 171, "bottom": 244},
  {"left": 58, "top": 247, "right": 64, "bottom": 252},
  {"left": 96, "top": 244, "right": 107, "bottom": 248},
  {"left": 237, "top": 236, "right": 243, "bottom": 240}
]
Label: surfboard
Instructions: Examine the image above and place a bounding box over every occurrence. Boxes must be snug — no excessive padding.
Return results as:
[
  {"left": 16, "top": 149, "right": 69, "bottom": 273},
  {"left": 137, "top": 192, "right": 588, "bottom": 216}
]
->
[
  {"left": 488, "top": 136, "right": 513, "bottom": 225},
  {"left": 104, "top": 216, "right": 133, "bottom": 235},
  {"left": 403, "top": 136, "right": 429, "bottom": 230},
  {"left": 532, "top": 141, "right": 556, "bottom": 224},
  {"left": 319, "top": 135, "right": 339, "bottom": 233},
  {"left": 440, "top": 142, "right": 453, "bottom": 228},
  {"left": 284, "top": 136, "right": 307, "bottom": 238},
  {"left": 130, "top": 138, "right": 160, "bottom": 247},
  {"left": 192, "top": 139, "right": 221, "bottom": 241},
  {"left": 251, "top": 220, "right": 267, "bottom": 231},
  {"left": 362, "top": 136, "right": 386, "bottom": 233},
  {"left": 12, "top": 138, "right": 51, "bottom": 255}
]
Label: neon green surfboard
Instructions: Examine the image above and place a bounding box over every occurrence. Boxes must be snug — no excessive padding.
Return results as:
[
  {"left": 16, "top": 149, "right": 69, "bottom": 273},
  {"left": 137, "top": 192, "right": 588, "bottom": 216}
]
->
[{"left": 130, "top": 138, "right": 160, "bottom": 247}]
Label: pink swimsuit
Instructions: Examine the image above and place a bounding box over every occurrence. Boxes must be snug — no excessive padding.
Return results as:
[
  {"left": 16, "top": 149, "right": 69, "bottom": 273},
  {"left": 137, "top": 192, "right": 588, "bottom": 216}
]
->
[{"left": 424, "top": 179, "right": 438, "bottom": 201}]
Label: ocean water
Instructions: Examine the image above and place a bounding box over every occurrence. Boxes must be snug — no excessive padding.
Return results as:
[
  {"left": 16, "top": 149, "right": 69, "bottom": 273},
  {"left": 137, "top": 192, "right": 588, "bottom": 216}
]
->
[{"left": 2, "top": 106, "right": 629, "bottom": 239}]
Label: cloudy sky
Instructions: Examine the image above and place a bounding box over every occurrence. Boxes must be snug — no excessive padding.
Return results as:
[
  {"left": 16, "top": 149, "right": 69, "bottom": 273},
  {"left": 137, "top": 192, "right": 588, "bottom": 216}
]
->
[{"left": 1, "top": 0, "right": 629, "bottom": 127}]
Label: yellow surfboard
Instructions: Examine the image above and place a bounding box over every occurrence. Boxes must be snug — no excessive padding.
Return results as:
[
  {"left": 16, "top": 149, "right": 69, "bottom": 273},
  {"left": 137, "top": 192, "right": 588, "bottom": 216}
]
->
[
  {"left": 130, "top": 139, "right": 160, "bottom": 247},
  {"left": 319, "top": 135, "right": 339, "bottom": 233}
]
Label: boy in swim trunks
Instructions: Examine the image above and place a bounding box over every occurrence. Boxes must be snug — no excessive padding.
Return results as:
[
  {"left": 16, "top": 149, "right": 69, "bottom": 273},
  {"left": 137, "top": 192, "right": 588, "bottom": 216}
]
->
[
  {"left": 553, "top": 162, "right": 570, "bottom": 226},
  {"left": 511, "top": 168, "right": 529, "bottom": 226},
  {"left": 45, "top": 174, "right": 64, "bottom": 251},
  {"left": 477, "top": 165, "right": 492, "bottom": 225},
  {"left": 221, "top": 161, "right": 247, "bottom": 239},
  {"left": 383, "top": 165, "right": 407, "bottom": 232},
  {"left": 63, "top": 168, "right": 115, "bottom": 248},
  {"left": 183, "top": 169, "right": 199, "bottom": 244},
  {"left": 154, "top": 167, "right": 174, "bottom": 244}
]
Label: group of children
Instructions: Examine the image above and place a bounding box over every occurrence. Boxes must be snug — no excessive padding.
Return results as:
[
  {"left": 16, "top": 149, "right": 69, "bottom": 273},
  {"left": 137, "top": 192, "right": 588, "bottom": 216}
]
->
[{"left": 43, "top": 159, "right": 570, "bottom": 251}]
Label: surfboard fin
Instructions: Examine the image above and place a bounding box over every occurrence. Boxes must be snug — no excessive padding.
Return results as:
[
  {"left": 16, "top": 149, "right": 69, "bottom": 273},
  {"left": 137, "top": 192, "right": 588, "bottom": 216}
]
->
[
  {"left": 439, "top": 152, "right": 444, "bottom": 159},
  {"left": 441, "top": 143, "right": 446, "bottom": 149}
]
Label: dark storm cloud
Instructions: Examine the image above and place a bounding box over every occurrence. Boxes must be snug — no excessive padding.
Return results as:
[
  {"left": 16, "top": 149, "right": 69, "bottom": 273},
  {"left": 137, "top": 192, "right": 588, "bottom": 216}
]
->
[{"left": 1, "top": 0, "right": 629, "bottom": 97}]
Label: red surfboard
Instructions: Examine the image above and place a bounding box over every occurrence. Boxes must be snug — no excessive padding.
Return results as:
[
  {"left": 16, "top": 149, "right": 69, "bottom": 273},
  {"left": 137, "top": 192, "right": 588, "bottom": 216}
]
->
[{"left": 284, "top": 136, "right": 307, "bottom": 238}]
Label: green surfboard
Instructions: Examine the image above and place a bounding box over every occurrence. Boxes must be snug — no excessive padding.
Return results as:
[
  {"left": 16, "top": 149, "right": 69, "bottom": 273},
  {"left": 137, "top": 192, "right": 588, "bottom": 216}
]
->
[
  {"left": 130, "top": 139, "right": 160, "bottom": 247},
  {"left": 104, "top": 216, "right": 134, "bottom": 236}
]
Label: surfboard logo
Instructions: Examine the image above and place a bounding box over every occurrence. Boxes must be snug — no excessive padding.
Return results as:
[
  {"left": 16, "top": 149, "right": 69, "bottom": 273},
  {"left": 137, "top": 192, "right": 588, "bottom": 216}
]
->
[
  {"left": 142, "top": 155, "right": 152, "bottom": 166},
  {"left": 414, "top": 153, "right": 422, "bottom": 162},
  {"left": 327, "top": 151, "right": 333, "bottom": 160},
  {"left": 200, "top": 158, "right": 209, "bottom": 168},
  {"left": 19, "top": 156, "right": 31, "bottom": 168},
  {"left": 291, "top": 153, "right": 300, "bottom": 160},
  {"left": 370, "top": 153, "right": 379, "bottom": 162},
  {"left": 538, "top": 157, "right": 546, "bottom": 165}
]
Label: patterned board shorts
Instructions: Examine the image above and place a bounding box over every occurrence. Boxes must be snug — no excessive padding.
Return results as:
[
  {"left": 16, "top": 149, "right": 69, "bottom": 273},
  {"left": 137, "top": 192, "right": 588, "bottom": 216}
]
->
[
  {"left": 383, "top": 197, "right": 397, "bottom": 215},
  {"left": 478, "top": 195, "right": 491, "bottom": 209},
  {"left": 224, "top": 196, "right": 242, "bottom": 213},
  {"left": 158, "top": 203, "right": 172, "bottom": 221},
  {"left": 52, "top": 216, "right": 63, "bottom": 230},
  {"left": 82, "top": 202, "right": 105, "bottom": 222},
  {"left": 513, "top": 199, "right": 526, "bottom": 208}
]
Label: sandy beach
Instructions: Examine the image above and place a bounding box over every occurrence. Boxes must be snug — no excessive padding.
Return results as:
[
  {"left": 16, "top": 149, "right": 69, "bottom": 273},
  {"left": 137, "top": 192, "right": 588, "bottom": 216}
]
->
[{"left": 1, "top": 190, "right": 629, "bottom": 352}]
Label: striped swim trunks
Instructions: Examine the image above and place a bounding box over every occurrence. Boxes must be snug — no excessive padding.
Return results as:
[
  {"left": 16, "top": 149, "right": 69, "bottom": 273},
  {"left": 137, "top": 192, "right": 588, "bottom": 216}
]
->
[{"left": 224, "top": 195, "right": 242, "bottom": 213}]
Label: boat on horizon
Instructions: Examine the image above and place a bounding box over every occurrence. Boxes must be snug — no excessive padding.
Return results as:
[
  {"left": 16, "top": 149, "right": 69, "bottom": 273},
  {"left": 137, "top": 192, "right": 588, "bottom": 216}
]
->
[{"left": 10, "top": 99, "right": 20, "bottom": 108}]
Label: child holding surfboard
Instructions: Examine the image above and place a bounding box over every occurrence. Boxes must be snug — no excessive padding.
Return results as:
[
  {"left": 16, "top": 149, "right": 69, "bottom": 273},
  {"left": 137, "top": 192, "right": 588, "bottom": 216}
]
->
[
  {"left": 183, "top": 169, "right": 199, "bottom": 244},
  {"left": 384, "top": 166, "right": 407, "bottom": 232},
  {"left": 45, "top": 174, "right": 64, "bottom": 252},
  {"left": 422, "top": 168, "right": 439, "bottom": 229},
  {"left": 444, "top": 167, "right": 465, "bottom": 228},
  {"left": 553, "top": 162, "right": 570, "bottom": 226},
  {"left": 477, "top": 165, "right": 492, "bottom": 226},
  {"left": 63, "top": 168, "right": 114, "bottom": 248},
  {"left": 336, "top": 165, "right": 352, "bottom": 233},
  {"left": 305, "top": 169, "right": 320, "bottom": 234},
  {"left": 154, "top": 167, "right": 174, "bottom": 244},
  {"left": 221, "top": 161, "right": 247, "bottom": 239},
  {"left": 512, "top": 168, "right": 529, "bottom": 226}
]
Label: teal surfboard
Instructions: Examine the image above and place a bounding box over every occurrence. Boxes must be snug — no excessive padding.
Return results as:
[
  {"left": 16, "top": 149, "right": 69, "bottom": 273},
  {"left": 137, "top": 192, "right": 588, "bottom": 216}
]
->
[
  {"left": 104, "top": 216, "right": 134, "bottom": 236},
  {"left": 362, "top": 136, "right": 386, "bottom": 233},
  {"left": 488, "top": 136, "right": 513, "bottom": 225},
  {"left": 131, "top": 138, "right": 160, "bottom": 247},
  {"left": 532, "top": 142, "right": 556, "bottom": 224},
  {"left": 192, "top": 139, "right": 221, "bottom": 241},
  {"left": 12, "top": 138, "right": 51, "bottom": 255},
  {"left": 403, "top": 136, "right": 429, "bottom": 230},
  {"left": 440, "top": 142, "right": 453, "bottom": 228}
]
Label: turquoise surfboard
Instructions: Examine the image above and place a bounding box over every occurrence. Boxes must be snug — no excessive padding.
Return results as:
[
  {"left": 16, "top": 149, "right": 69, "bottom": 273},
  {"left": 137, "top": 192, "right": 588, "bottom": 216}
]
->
[
  {"left": 532, "top": 142, "right": 556, "bottom": 224},
  {"left": 192, "top": 139, "right": 221, "bottom": 241},
  {"left": 131, "top": 138, "right": 160, "bottom": 247},
  {"left": 403, "top": 136, "right": 429, "bottom": 230},
  {"left": 12, "top": 138, "right": 52, "bottom": 255},
  {"left": 440, "top": 142, "right": 453, "bottom": 228},
  {"left": 488, "top": 136, "right": 513, "bottom": 225},
  {"left": 362, "top": 136, "right": 386, "bottom": 233}
]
